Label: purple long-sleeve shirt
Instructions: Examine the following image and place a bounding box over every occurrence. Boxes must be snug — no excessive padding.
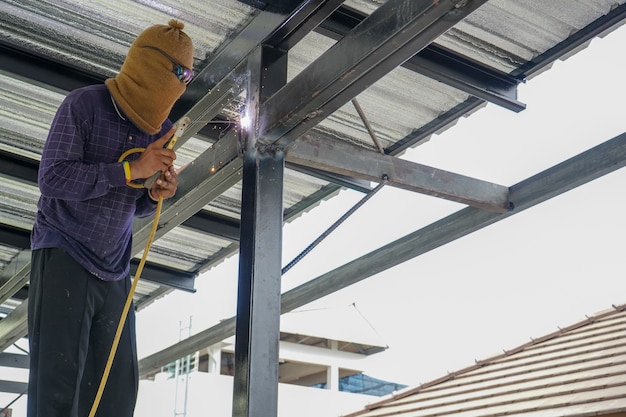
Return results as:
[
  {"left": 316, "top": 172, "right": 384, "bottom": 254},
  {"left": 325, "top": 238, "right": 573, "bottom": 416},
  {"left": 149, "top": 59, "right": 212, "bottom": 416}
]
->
[{"left": 31, "top": 84, "right": 173, "bottom": 281}]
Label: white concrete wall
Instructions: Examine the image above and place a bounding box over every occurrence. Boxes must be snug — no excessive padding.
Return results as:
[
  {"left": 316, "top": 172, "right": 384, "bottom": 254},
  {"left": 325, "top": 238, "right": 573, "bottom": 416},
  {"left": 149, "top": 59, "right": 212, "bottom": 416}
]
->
[{"left": 136, "top": 372, "right": 378, "bottom": 417}]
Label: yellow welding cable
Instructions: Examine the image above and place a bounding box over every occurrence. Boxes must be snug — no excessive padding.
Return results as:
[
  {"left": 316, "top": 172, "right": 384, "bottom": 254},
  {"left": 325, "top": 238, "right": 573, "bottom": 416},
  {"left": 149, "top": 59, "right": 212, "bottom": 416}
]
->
[
  {"left": 88, "top": 197, "right": 162, "bottom": 417},
  {"left": 88, "top": 150, "right": 162, "bottom": 417},
  {"left": 118, "top": 147, "right": 146, "bottom": 189}
]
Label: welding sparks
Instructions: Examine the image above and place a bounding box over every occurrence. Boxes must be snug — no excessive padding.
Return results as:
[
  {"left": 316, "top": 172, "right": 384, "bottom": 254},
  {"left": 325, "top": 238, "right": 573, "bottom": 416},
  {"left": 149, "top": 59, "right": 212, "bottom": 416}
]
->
[{"left": 239, "top": 114, "right": 250, "bottom": 130}]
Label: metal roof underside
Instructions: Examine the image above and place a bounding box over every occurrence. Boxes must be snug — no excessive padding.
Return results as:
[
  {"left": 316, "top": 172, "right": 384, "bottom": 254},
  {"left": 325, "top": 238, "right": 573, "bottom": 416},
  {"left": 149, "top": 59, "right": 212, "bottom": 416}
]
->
[
  {"left": 343, "top": 304, "right": 626, "bottom": 417},
  {"left": 1, "top": 0, "right": 626, "bottom": 396}
]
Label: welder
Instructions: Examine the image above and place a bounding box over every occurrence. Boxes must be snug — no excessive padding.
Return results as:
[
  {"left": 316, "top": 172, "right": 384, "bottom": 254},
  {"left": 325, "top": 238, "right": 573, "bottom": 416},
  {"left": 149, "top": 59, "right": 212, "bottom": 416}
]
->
[{"left": 28, "top": 19, "right": 194, "bottom": 417}]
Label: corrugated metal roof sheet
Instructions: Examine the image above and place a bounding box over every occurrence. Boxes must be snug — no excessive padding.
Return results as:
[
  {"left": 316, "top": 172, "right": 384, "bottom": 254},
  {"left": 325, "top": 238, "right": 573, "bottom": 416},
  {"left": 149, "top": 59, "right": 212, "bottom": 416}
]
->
[
  {"left": 1, "top": 0, "right": 254, "bottom": 76},
  {"left": 344, "top": 304, "right": 626, "bottom": 417},
  {"left": 434, "top": 0, "right": 620, "bottom": 73}
]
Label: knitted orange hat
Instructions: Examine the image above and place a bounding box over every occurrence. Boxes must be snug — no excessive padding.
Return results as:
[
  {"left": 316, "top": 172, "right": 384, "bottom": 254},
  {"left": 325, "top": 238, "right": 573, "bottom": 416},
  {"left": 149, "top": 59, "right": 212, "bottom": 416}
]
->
[{"left": 106, "top": 20, "right": 194, "bottom": 134}]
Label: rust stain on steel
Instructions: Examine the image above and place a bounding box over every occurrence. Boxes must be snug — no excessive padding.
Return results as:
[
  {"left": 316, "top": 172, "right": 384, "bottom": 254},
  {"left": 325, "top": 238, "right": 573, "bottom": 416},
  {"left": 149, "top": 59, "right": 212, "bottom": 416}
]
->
[{"left": 340, "top": 69, "right": 356, "bottom": 81}]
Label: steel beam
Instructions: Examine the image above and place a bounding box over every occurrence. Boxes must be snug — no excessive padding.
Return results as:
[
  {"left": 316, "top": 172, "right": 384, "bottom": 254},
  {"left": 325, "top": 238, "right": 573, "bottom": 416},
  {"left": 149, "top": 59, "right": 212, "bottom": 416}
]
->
[
  {"left": 0, "top": 43, "right": 103, "bottom": 92},
  {"left": 0, "top": 150, "right": 38, "bottom": 183},
  {"left": 317, "top": 6, "right": 525, "bottom": 112},
  {"left": 139, "top": 317, "right": 236, "bottom": 378},
  {"left": 402, "top": 45, "right": 525, "bottom": 112},
  {"left": 235, "top": 0, "right": 302, "bottom": 13},
  {"left": 0, "top": 352, "right": 28, "bottom": 369},
  {"left": 0, "top": 224, "right": 30, "bottom": 252},
  {"left": 232, "top": 44, "right": 286, "bottom": 417},
  {"left": 260, "top": 0, "right": 489, "bottom": 148},
  {"left": 0, "top": 299, "right": 28, "bottom": 352},
  {"left": 287, "top": 164, "right": 372, "bottom": 193},
  {"left": 181, "top": 212, "right": 240, "bottom": 242},
  {"left": 282, "top": 131, "right": 626, "bottom": 310},
  {"left": 0, "top": 379, "right": 27, "bottom": 395},
  {"left": 172, "top": 0, "right": 332, "bottom": 122},
  {"left": 287, "top": 135, "right": 510, "bottom": 212},
  {"left": 234, "top": 147, "right": 285, "bottom": 417},
  {"left": 129, "top": 261, "right": 197, "bottom": 293},
  {"left": 264, "top": 0, "right": 345, "bottom": 51},
  {"left": 138, "top": 131, "right": 626, "bottom": 378}
]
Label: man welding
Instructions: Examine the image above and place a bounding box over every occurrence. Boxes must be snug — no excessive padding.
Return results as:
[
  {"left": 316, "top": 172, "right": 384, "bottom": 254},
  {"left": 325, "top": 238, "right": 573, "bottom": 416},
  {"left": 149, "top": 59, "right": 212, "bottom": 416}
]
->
[{"left": 28, "top": 19, "right": 194, "bottom": 417}]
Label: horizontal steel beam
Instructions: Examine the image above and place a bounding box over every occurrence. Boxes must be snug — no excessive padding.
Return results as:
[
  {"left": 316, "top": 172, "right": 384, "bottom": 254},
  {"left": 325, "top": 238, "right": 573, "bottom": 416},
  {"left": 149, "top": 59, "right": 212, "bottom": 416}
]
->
[
  {"left": 403, "top": 45, "right": 525, "bottom": 112},
  {"left": 139, "top": 317, "right": 236, "bottom": 378},
  {"left": 287, "top": 135, "right": 510, "bottom": 212},
  {"left": 0, "top": 352, "right": 28, "bottom": 369},
  {"left": 281, "top": 131, "right": 626, "bottom": 311},
  {"left": 182, "top": 211, "right": 240, "bottom": 242},
  {"left": 0, "top": 150, "right": 38, "bottom": 183},
  {"left": 0, "top": 224, "right": 30, "bottom": 251},
  {"left": 287, "top": 164, "right": 372, "bottom": 193},
  {"left": 264, "top": 0, "right": 345, "bottom": 51},
  {"left": 0, "top": 379, "right": 27, "bottom": 395},
  {"left": 260, "top": 0, "right": 489, "bottom": 149},
  {"left": 0, "top": 43, "right": 104, "bottom": 92},
  {"left": 317, "top": 6, "right": 525, "bottom": 112},
  {"left": 138, "top": 131, "right": 626, "bottom": 378},
  {"left": 129, "top": 261, "right": 197, "bottom": 293}
]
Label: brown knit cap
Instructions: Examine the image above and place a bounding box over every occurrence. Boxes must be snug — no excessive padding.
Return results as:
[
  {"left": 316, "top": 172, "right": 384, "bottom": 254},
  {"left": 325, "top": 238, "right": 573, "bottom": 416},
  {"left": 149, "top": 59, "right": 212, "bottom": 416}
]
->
[
  {"left": 132, "top": 19, "right": 193, "bottom": 69},
  {"left": 106, "top": 20, "right": 194, "bottom": 134}
]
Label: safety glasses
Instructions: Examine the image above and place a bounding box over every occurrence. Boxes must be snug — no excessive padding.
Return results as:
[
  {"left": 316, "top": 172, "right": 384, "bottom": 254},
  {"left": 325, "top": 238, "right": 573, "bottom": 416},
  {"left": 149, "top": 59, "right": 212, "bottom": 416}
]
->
[{"left": 142, "top": 46, "right": 194, "bottom": 85}]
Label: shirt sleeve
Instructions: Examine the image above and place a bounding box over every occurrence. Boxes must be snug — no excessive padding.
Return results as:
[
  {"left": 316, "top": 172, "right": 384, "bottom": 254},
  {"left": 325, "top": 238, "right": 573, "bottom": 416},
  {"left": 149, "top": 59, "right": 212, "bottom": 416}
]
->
[
  {"left": 135, "top": 191, "right": 158, "bottom": 218},
  {"left": 38, "top": 93, "right": 126, "bottom": 201}
]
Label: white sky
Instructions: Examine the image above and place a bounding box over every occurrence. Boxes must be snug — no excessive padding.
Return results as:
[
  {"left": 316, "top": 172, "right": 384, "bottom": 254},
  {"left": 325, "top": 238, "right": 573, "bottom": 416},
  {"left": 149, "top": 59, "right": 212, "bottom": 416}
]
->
[
  {"left": 135, "top": 22, "right": 626, "bottom": 389},
  {"left": 4, "top": 17, "right": 626, "bottom": 417}
]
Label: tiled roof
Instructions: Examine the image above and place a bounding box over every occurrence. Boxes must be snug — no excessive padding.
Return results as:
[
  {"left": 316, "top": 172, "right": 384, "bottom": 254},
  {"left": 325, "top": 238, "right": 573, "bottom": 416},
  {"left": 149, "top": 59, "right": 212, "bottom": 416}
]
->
[{"left": 344, "top": 304, "right": 626, "bottom": 417}]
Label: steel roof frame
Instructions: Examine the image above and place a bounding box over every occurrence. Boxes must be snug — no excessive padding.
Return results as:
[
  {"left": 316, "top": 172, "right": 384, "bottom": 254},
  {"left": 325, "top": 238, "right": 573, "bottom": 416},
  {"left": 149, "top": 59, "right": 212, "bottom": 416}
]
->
[
  {"left": 0, "top": 0, "right": 626, "bottom": 400},
  {"left": 139, "top": 130, "right": 626, "bottom": 377},
  {"left": 137, "top": 0, "right": 626, "bottom": 379},
  {"left": 316, "top": 5, "right": 525, "bottom": 113},
  {"left": 0, "top": 1, "right": 528, "bottom": 289}
]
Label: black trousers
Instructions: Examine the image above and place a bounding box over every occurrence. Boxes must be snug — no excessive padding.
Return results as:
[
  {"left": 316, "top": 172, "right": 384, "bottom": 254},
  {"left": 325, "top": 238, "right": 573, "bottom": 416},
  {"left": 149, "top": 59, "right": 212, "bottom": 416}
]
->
[{"left": 28, "top": 248, "right": 138, "bottom": 417}]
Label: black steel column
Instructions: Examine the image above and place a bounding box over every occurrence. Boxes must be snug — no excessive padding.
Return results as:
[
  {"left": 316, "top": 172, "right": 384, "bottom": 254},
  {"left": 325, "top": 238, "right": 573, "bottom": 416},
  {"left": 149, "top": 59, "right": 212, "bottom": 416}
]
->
[{"left": 232, "top": 45, "right": 287, "bottom": 417}]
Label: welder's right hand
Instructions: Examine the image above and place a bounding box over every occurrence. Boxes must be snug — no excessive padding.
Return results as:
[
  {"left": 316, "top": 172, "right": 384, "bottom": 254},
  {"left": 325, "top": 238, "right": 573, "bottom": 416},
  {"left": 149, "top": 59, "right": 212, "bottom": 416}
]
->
[{"left": 129, "top": 126, "right": 177, "bottom": 180}]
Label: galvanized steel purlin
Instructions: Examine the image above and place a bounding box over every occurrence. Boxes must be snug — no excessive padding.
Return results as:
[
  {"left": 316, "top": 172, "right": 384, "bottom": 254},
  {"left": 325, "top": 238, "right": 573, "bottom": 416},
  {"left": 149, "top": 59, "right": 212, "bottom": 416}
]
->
[
  {"left": 139, "top": 132, "right": 626, "bottom": 380},
  {"left": 259, "top": 0, "right": 490, "bottom": 149},
  {"left": 317, "top": 8, "right": 526, "bottom": 112},
  {"left": 286, "top": 136, "right": 511, "bottom": 212}
]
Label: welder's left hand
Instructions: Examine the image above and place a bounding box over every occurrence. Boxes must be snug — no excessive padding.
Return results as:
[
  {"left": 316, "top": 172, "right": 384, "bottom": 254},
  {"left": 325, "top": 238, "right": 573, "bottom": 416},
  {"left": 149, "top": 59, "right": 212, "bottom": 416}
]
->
[{"left": 148, "top": 165, "right": 178, "bottom": 201}]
